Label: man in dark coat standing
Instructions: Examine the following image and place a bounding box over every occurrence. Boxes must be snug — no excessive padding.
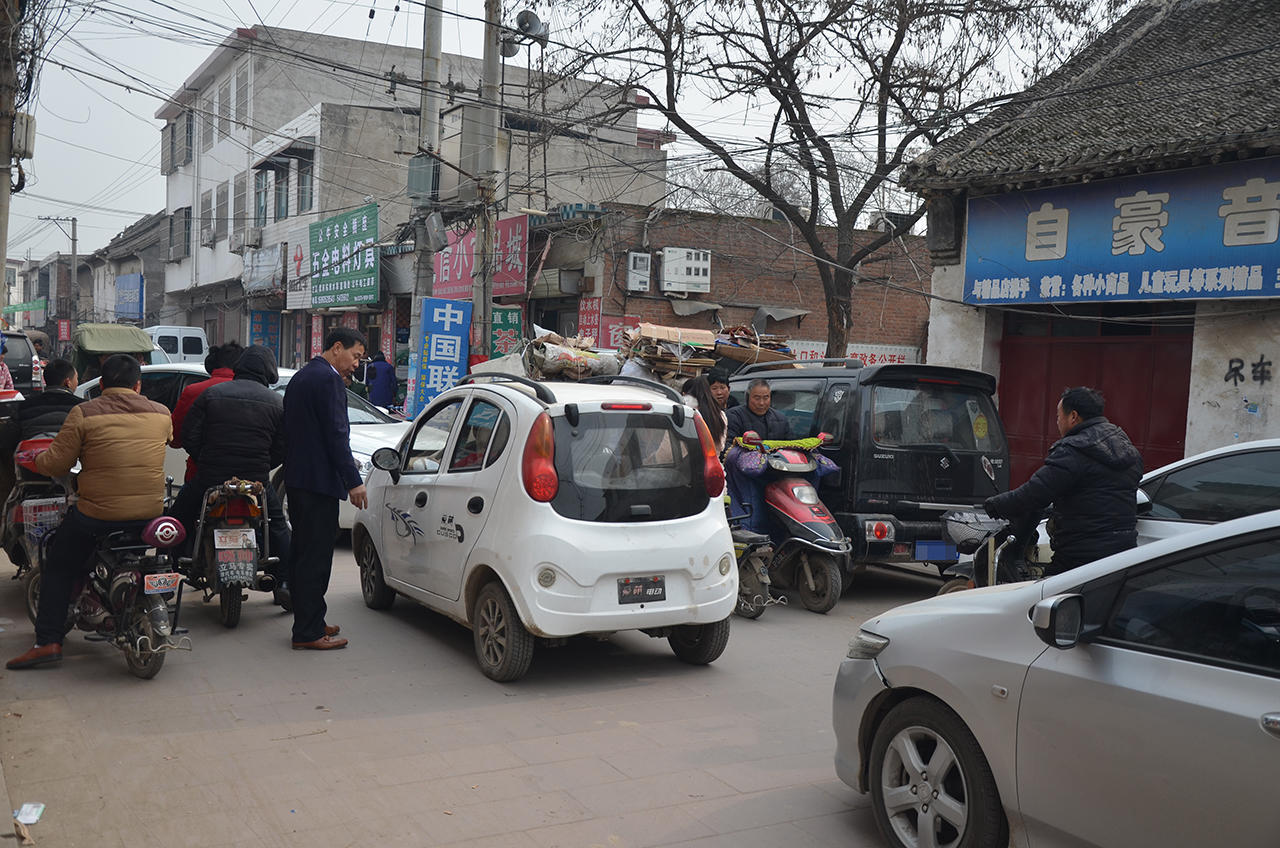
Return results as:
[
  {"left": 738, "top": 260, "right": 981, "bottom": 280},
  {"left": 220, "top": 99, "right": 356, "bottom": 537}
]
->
[
  {"left": 984, "top": 386, "right": 1143, "bottom": 576},
  {"left": 281, "top": 328, "right": 368, "bottom": 650},
  {"left": 172, "top": 342, "right": 243, "bottom": 482},
  {"left": 365, "top": 350, "right": 397, "bottom": 407},
  {"left": 171, "top": 345, "right": 290, "bottom": 593}
]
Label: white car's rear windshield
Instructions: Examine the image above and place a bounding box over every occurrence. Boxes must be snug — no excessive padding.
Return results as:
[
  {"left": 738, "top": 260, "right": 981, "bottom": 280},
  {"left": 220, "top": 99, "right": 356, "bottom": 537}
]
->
[{"left": 551, "top": 411, "right": 707, "bottom": 522}]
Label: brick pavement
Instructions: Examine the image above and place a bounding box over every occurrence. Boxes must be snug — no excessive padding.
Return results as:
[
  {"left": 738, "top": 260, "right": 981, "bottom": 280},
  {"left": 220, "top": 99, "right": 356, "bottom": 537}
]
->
[{"left": 0, "top": 549, "right": 938, "bottom": 847}]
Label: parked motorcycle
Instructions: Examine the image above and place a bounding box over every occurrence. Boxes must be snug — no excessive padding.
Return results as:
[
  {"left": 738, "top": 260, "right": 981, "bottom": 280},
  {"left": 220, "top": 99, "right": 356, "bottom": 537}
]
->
[
  {"left": 178, "top": 478, "right": 280, "bottom": 628},
  {"left": 20, "top": 511, "right": 191, "bottom": 679},
  {"left": 726, "top": 432, "right": 851, "bottom": 613},
  {"left": 725, "top": 500, "right": 778, "bottom": 619},
  {"left": 937, "top": 509, "right": 1043, "bottom": 594}
]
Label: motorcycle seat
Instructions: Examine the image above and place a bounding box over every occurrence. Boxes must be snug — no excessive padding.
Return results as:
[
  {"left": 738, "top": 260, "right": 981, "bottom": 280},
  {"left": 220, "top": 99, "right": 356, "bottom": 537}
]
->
[{"left": 731, "top": 528, "right": 771, "bottom": 545}]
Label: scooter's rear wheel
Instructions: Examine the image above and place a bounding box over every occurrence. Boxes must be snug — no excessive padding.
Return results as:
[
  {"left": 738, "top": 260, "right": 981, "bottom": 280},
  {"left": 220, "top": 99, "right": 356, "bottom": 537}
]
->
[
  {"left": 21, "top": 564, "right": 40, "bottom": 626},
  {"left": 734, "top": 552, "right": 770, "bottom": 620},
  {"left": 796, "top": 552, "right": 842, "bottom": 614}
]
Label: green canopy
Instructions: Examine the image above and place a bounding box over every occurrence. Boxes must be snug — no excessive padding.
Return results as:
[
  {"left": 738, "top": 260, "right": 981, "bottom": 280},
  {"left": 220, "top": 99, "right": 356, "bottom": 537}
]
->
[{"left": 71, "top": 323, "right": 154, "bottom": 381}]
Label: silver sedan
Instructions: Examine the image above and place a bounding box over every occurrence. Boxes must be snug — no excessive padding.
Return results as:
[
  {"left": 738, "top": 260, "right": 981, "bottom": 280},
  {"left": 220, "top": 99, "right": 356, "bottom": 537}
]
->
[{"left": 835, "top": 508, "right": 1280, "bottom": 848}]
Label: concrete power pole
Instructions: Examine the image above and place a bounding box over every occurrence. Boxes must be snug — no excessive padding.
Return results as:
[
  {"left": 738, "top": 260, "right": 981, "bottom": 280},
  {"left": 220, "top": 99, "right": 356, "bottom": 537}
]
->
[
  {"left": 472, "top": 0, "right": 502, "bottom": 360},
  {"left": 0, "top": 0, "right": 19, "bottom": 312},
  {"left": 408, "top": 1, "right": 443, "bottom": 366}
]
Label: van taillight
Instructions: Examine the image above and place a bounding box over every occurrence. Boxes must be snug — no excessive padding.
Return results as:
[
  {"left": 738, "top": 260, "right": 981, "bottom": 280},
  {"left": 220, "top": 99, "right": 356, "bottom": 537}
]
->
[
  {"left": 521, "top": 411, "right": 558, "bottom": 502},
  {"left": 694, "top": 413, "right": 724, "bottom": 497}
]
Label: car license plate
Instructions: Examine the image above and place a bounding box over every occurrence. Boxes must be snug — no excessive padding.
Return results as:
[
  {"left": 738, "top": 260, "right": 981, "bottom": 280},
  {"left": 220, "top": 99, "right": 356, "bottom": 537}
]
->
[
  {"left": 214, "top": 528, "right": 256, "bottom": 549},
  {"left": 216, "top": 548, "right": 256, "bottom": 585},
  {"left": 915, "top": 540, "right": 958, "bottom": 561},
  {"left": 618, "top": 575, "right": 665, "bottom": 604},
  {"left": 143, "top": 573, "right": 181, "bottom": 594}
]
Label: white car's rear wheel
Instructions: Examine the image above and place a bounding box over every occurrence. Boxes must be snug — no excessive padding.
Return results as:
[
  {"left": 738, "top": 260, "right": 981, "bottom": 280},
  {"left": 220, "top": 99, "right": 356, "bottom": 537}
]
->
[
  {"left": 356, "top": 531, "right": 395, "bottom": 610},
  {"left": 869, "top": 697, "right": 1006, "bottom": 848},
  {"left": 472, "top": 581, "right": 534, "bottom": 682}
]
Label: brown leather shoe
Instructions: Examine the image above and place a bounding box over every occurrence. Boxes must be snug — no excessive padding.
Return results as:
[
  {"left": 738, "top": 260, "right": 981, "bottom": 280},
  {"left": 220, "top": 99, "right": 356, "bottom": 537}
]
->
[
  {"left": 324, "top": 624, "right": 341, "bottom": 637},
  {"left": 7, "top": 643, "right": 62, "bottom": 669},
  {"left": 292, "top": 635, "right": 348, "bottom": 650}
]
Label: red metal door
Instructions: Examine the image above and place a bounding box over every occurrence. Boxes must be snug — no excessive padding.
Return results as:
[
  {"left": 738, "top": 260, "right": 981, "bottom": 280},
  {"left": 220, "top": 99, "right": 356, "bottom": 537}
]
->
[{"left": 998, "top": 335, "right": 1191, "bottom": 487}]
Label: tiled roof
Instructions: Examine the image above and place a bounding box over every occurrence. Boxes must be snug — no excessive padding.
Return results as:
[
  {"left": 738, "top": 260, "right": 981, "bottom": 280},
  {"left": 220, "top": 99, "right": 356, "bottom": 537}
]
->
[{"left": 902, "top": 0, "right": 1280, "bottom": 193}]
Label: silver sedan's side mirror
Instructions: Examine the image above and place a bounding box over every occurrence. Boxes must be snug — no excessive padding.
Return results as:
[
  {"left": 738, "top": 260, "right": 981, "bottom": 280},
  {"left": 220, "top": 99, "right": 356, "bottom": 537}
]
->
[
  {"left": 372, "top": 447, "right": 401, "bottom": 471},
  {"left": 1032, "top": 594, "right": 1084, "bottom": 649}
]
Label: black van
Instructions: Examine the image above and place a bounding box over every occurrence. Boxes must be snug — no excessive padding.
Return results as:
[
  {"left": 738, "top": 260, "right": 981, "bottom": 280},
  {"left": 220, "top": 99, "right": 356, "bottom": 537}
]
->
[{"left": 729, "top": 360, "right": 1010, "bottom": 577}]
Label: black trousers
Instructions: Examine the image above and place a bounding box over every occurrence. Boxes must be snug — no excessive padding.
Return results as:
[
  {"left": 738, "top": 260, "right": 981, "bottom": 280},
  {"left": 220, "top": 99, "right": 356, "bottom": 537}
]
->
[
  {"left": 286, "top": 487, "right": 339, "bottom": 643},
  {"left": 35, "top": 508, "right": 143, "bottom": 645},
  {"left": 167, "top": 478, "right": 290, "bottom": 573}
]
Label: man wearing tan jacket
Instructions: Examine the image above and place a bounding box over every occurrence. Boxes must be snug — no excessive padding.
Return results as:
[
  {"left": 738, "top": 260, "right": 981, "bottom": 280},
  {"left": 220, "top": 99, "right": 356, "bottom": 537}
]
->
[{"left": 7, "top": 355, "right": 173, "bottom": 670}]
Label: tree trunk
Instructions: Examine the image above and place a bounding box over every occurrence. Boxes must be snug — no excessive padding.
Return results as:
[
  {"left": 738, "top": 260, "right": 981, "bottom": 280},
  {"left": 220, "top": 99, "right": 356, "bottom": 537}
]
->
[{"left": 823, "top": 266, "right": 854, "bottom": 359}]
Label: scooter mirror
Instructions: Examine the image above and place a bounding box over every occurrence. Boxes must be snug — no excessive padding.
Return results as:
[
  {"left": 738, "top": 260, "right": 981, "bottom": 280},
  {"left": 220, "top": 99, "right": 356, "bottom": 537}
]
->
[
  {"left": 816, "top": 432, "right": 832, "bottom": 444},
  {"left": 741, "top": 430, "right": 763, "bottom": 447}
]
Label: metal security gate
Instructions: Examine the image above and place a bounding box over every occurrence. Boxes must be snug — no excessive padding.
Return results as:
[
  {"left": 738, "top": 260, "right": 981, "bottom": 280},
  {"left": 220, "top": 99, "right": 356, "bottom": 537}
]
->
[{"left": 997, "top": 310, "right": 1193, "bottom": 487}]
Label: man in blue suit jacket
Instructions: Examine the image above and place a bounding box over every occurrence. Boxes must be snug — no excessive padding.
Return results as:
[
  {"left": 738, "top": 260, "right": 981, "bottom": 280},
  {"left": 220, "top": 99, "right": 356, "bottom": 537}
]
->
[{"left": 283, "top": 327, "right": 369, "bottom": 650}]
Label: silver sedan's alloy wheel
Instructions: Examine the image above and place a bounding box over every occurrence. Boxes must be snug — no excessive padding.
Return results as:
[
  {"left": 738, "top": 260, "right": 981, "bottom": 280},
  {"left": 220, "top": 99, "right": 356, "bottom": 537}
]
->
[{"left": 880, "top": 725, "right": 968, "bottom": 848}]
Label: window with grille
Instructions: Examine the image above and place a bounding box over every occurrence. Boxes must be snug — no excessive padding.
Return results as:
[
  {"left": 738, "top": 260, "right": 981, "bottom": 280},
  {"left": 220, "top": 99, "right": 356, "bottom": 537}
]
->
[
  {"left": 218, "top": 80, "right": 231, "bottom": 138},
  {"left": 215, "top": 182, "right": 229, "bottom": 241}
]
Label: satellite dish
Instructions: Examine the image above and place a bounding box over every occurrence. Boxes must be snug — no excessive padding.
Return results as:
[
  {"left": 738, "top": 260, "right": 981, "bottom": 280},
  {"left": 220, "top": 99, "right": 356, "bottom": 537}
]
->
[{"left": 515, "top": 9, "right": 550, "bottom": 47}]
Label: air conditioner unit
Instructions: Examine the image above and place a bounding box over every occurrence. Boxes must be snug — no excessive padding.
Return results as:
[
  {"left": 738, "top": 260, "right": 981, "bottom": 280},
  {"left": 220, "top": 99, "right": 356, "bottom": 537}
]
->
[
  {"left": 245, "top": 227, "right": 263, "bottom": 249},
  {"left": 199, "top": 227, "right": 215, "bottom": 248},
  {"left": 229, "top": 231, "right": 246, "bottom": 254},
  {"left": 657, "top": 246, "right": 711, "bottom": 294},
  {"left": 626, "top": 251, "right": 651, "bottom": 292}
]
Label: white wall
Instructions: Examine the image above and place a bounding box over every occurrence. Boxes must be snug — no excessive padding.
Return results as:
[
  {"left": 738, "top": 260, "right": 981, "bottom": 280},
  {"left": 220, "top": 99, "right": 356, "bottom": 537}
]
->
[
  {"left": 1185, "top": 300, "right": 1280, "bottom": 454},
  {"left": 924, "top": 261, "right": 1003, "bottom": 376}
]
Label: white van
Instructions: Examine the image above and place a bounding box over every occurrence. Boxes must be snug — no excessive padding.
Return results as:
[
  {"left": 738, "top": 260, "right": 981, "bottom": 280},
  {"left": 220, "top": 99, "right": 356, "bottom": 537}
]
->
[{"left": 144, "top": 325, "right": 208, "bottom": 364}]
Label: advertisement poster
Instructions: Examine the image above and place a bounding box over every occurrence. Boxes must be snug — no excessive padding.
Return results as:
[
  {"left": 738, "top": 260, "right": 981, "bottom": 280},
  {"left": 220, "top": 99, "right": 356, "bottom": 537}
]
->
[
  {"left": 308, "top": 202, "right": 380, "bottom": 306},
  {"left": 491, "top": 305, "right": 524, "bottom": 356},
  {"left": 405, "top": 297, "right": 472, "bottom": 419},
  {"left": 248, "top": 310, "right": 281, "bottom": 356},
  {"left": 432, "top": 215, "right": 530, "bottom": 299},
  {"left": 577, "top": 297, "right": 601, "bottom": 343},
  {"left": 310, "top": 314, "right": 323, "bottom": 357},
  {"left": 115, "top": 273, "right": 143, "bottom": 320},
  {"left": 600, "top": 315, "right": 641, "bottom": 350}
]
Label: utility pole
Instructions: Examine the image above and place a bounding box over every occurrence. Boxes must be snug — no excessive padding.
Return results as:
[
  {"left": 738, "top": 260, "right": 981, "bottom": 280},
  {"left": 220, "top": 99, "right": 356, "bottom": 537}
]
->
[
  {"left": 408, "top": 0, "right": 443, "bottom": 370},
  {"left": 472, "top": 0, "right": 502, "bottom": 360},
  {"left": 0, "top": 0, "right": 20, "bottom": 315}
]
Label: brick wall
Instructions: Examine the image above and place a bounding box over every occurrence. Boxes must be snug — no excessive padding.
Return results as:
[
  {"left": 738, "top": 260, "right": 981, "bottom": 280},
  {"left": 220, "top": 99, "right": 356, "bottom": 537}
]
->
[{"left": 594, "top": 204, "right": 932, "bottom": 355}]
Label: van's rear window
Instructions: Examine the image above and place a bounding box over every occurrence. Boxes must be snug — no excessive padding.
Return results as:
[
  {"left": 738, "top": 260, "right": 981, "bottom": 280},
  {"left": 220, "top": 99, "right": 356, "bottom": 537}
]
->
[{"left": 551, "top": 411, "right": 707, "bottom": 522}]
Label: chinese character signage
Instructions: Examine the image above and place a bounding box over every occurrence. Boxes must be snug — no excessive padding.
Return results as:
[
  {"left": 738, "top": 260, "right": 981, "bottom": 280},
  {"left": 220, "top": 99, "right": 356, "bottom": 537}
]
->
[
  {"left": 788, "top": 340, "right": 919, "bottom": 365},
  {"left": 381, "top": 307, "right": 396, "bottom": 360},
  {"left": 57, "top": 319, "right": 70, "bottom": 341},
  {"left": 432, "top": 215, "right": 529, "bottom": 299},
  {"left": 965, "top": 157, "right": 1280, "bottom": 304},
  {"left": 249, "top": 310, "right": 281, "bottom": 356},
  {"left": 115, "top": 273, "right": 143, "bottom": 320},
  {"left": 578, "top": 297, "right": 601, "bottom": 343},
  {"left": 310, "top": 315, "right": 323, "bottom": 358},
  {"left": 308, "top": 202, "right": 379, "bottom": 307},
  {"left": 286, "top": 236, "right": 312, "bottom": 309},
  {"left": 491, "top": 305, "right": 523, "bottom": 356},
  {"left": 600, "top": 315, "right": 641, "bottom": 350},
  {"left": 406, "top": 296, "right": 472, "bottom": 418}
]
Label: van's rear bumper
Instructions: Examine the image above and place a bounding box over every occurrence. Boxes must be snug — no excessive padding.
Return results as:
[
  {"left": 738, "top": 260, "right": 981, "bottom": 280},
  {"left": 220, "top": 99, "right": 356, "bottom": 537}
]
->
[{"left": 837, "top": 513, "right": 965, "bottom": 564}]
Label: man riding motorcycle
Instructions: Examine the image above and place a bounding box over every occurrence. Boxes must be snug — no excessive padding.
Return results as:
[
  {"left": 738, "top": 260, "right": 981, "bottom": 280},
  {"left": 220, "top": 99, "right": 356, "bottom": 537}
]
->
[
  {"left": 725, "top": 379, "right": 792, "bottom": 533},
  {"left": 18, "top": 358, "right": 82, "bottom": 438},
  {"left": 167, "top": 345, "right": 291, "bottom": 600},
  {"left": 7, "top": 354, "right": 173, "bottom": 670}
]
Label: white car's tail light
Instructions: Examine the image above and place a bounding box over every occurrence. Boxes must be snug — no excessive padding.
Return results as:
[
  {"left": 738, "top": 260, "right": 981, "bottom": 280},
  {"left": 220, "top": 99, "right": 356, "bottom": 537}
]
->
[
  {"left": 521, "top": 412, "right": 558, "bottom": 502},
  {"left": 694, "top": 412, "right": 725, "bottom": 497}
]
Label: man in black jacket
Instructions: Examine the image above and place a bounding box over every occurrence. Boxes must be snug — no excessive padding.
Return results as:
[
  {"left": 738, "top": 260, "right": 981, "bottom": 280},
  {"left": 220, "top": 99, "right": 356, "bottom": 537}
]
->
[
  {"left": 18, "top": 359, "right": 82, "bottom": 439},
  {"left": 984, "top": 386, "right": 1143, "bottom": 576},
  {"left": 726, "top": 379, "right": 791, "bottom": 442},
  {"left": 169, "top": 345, "right": 290, "bottom": 591}
]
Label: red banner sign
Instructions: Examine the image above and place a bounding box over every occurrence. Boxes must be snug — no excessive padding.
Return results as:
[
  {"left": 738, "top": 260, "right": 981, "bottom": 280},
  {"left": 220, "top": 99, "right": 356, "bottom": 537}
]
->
[
  {"left": 600, "top": 315, "right": 641, "bottom": 349},
  {"left": 577, "top": 297, "right": 602, "bottom": 343},
  {"left": 310, "top": 315, "right": 323, "bottom": 357},
  {"left": 57, "top": 319, "right": 71, "bottom": 341},
  {"left": 432, "top": 215, "right": 529, "bottom": 300}
]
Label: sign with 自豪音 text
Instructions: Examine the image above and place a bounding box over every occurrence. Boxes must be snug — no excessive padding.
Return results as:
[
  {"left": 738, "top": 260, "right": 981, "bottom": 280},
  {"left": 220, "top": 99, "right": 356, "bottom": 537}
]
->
[
  {"left": 308, "top": 202, "right": 379, "bottom": 306},
  {"left": 405, "top": 297, "right": 472, "bottom": 419},
  {"left": 965, "top": 157, "right": 1280, "bottom": 305}
]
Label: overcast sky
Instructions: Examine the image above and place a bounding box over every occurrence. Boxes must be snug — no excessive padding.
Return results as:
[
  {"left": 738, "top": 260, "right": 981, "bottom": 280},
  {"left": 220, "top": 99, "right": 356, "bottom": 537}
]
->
[{"left": 10, "top": 0, "right": 494, "bottom": 262}]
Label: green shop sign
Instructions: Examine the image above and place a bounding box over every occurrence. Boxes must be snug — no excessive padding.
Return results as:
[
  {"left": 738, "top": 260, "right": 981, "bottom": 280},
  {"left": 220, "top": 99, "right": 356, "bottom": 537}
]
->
[
  {"left": 2, "top": 299, "right": 46, "bottom": 314},
  {"left": 308, "top": 202, "right": 380, "bottom": 307}
]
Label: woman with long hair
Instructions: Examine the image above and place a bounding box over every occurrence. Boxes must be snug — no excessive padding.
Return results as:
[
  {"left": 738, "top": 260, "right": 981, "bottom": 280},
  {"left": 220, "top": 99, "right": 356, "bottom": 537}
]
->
[{"left": 685, "top": 375, "right": 728, "bottom": 452}]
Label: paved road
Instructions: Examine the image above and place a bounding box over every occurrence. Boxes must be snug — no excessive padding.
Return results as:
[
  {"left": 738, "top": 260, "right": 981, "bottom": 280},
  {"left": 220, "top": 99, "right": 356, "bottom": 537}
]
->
[{"left": 0, "top": 550, "right": 940, "bottom": 848}]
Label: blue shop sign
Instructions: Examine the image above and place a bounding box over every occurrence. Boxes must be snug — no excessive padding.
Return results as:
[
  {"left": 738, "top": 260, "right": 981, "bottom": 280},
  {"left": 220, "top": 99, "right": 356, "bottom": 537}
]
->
[{"left": 964, "top": 157, "right": 1280, "bottom": 304}]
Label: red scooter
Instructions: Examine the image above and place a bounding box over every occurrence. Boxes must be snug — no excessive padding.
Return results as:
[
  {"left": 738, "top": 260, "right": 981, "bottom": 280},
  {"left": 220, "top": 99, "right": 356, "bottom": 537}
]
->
[{"left": 726, "top": 432, "right": 851, "bottom": 613}]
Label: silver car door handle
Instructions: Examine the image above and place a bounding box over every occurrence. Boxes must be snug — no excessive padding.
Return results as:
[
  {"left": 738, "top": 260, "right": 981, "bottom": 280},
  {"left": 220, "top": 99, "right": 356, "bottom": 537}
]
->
[{"left": 1263, "top": 714, "right": 1280, "bottom": 738}]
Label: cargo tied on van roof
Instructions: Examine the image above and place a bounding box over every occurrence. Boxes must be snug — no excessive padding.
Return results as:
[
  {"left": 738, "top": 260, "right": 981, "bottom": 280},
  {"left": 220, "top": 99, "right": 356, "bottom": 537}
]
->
[{"left": 71, "top": 324, "right": 169, "bottom": 381}]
